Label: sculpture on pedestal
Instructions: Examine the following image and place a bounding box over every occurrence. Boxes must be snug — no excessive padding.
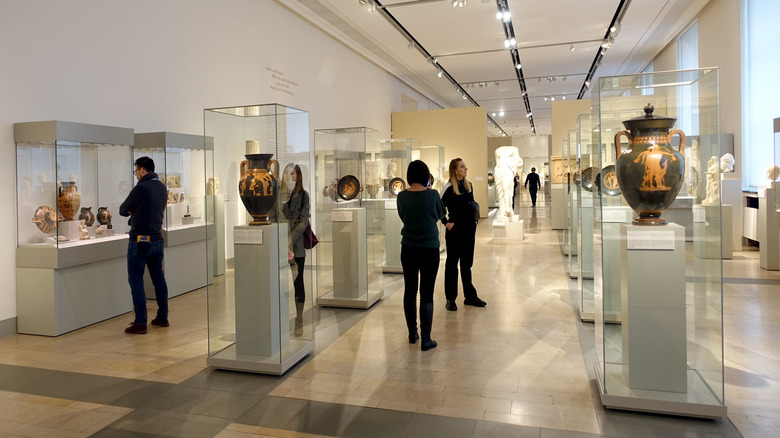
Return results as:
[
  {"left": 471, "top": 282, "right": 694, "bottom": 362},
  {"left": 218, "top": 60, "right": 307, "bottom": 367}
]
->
[
  {"left": 702, "top": 156, "right": 719, "bottom": 206},
  {"left": 494, "top": 146, "right": 523, "bottom": 219}
]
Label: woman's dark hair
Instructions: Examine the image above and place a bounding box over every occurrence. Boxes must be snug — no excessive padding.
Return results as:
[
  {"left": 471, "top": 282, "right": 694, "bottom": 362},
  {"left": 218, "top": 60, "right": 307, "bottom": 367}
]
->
[
  {"left": 291, "top": 164, "right": 304, "bottom": 195},
  {"left": 135, "top": 156, "right": 155, "bottom": 172},
  {"left": 406, "top": 160, "right": 430, "bottom": 186}
]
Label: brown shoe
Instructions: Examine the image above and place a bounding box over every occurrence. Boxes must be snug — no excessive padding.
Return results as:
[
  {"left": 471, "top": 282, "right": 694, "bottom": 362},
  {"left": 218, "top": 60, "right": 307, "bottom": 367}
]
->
[
  {"left": 125, "top": 323, "right": 147, "bottom": 334},
  {"left": 151, "top": 318, "right": 169, "bottom": 327}
]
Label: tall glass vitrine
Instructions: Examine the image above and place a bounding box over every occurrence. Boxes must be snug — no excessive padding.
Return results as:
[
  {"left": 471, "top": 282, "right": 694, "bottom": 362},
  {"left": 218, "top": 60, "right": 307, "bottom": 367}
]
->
[
  {"left": 593, "top": 68, "right": 726, "bottom": 417},
  {"left": 577, "top": 114, "right": 596, "bottom": 321},
  {"left": 204, "top": 103, "right": 314, "bottom": 375},
  {"left": 314, "top": 127, "right": 384, "bottom": 309}
]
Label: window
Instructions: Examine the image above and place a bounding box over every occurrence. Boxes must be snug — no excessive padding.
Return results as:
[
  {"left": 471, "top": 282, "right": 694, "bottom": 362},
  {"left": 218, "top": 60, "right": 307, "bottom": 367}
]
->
[
  {"left": 742, "top": 0, "right": 780, "bottom": 188},
  {"left": 677, "top": 23, "right": 699, "bottom": 136}
]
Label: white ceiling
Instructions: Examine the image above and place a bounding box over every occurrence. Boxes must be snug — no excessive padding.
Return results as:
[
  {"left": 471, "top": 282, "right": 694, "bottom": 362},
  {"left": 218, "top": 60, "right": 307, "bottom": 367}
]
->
[{"left": 283, "top": 0, "right": 709, "bottom": 137}]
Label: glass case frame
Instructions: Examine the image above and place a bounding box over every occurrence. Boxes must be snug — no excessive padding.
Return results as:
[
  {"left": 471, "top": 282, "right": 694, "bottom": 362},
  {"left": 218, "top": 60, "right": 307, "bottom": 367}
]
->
[
  {"left": 577, "top": 114, "right": 596, "bottom": 321},
  {"left": 566, "top": 130, "right": 579, "bottom": 278},
  {"left": 593, "top": 68, "right": 726, "bottom": 418},
  {"left": 379, "top": 138, "right": 417, "bottom": 273},
  {"left": 204, "top": 103, "right": 314, "bottom": 375},
  {"left": 313, "top": 127, "right": 384, "bottom": 309},
  {"left": 15, "top": 120, "right": 135, "bottom": 336}
]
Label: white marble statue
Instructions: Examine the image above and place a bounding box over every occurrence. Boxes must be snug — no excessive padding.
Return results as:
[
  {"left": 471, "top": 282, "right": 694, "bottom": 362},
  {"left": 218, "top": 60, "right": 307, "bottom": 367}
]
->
[
  {"left": 386, "top": 161, "right": 398, "bottom": 179},
  {"left": 767, "top": 164, "right": 780, "bottom": 182},
  {"left": 720, "top": 153, "right": 735, "bottom": 173},
  {"left": 494, "top": 146, "right": 523, "bottom": 218},
  {"left": 702, "top": 156, "right": 719, "bottom": 206},
  {"left": 207, "top": 177, "right": 220, "bottom": 195},
  {"left": 78, "top": 219, "right": 90, "bottom": 240},
  {"left": 684, "top": 138, "right": 700, "bottom": 198}
]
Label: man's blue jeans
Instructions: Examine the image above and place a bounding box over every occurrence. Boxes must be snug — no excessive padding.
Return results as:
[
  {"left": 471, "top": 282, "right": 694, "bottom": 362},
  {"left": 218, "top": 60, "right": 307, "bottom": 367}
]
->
[{"left": 127, "top": 239, "right": 168, "bottom": 326}]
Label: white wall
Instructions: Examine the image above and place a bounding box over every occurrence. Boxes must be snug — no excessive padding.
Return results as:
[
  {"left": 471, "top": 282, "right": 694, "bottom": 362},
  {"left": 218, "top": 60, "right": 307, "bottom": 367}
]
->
[{"left": 0, "top": 0, "right": 437, "bottom": 325}]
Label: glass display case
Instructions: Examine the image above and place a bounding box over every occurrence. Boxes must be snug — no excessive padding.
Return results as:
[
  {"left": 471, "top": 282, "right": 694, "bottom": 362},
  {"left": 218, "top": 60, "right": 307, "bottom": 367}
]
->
[
  {"left": 15, "top": 120, "right": 134, "bottom": 336},
  {"left": 379, "top": 138, "right": 417, "bottom": 273},
  {"left": 593, "top": 68, "right": 726, "bottom": 417},
  {"left": 314, "top": 127, "right": 384, "bottom": 309},
  {"left": 204, "top": 103, "right": 314, "bottom": 375},
  {"left": 567, "top": 130, "right": 579, "bottom": 278},
  {"left": 577, "top": 114, "right": 596, "bottom": 321},
  {"left": 134, "top": 132, "right": 216, "bottom": 299}
]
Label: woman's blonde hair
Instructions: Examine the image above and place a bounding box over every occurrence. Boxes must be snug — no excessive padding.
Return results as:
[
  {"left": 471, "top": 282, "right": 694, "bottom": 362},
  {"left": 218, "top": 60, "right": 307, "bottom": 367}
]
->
[{"left": 448, "top": 158, "right": 472, "bottom": 195}]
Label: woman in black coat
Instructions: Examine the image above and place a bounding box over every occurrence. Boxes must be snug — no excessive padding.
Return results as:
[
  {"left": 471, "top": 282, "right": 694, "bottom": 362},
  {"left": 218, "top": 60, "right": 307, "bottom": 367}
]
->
[
  {"left": 440, "top": 158, "right": 487, "bottom": 311},
  {"left": 281, "top": 164, "right": 310, "bottom": 335}
]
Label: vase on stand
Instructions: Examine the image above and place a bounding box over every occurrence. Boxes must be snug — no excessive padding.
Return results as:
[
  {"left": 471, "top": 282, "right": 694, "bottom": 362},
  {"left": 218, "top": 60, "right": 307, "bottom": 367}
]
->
[
  {"left": 238, "top": 153, "right": 278, "bottom": 225},
  {"left": 614, "top": 104, "right": 686, "bottom": 225}
]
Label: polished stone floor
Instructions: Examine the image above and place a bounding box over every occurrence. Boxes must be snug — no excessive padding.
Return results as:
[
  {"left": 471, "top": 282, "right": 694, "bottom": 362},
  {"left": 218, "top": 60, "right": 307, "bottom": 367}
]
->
[{"left": 0, "top": 190, "right": 777, "bottom": 437}]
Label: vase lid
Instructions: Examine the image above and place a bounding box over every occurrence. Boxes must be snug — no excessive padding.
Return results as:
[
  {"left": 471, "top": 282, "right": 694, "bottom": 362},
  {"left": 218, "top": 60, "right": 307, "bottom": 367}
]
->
[{"left": 622, "top": 103, "right": 677, "bottom": 132}]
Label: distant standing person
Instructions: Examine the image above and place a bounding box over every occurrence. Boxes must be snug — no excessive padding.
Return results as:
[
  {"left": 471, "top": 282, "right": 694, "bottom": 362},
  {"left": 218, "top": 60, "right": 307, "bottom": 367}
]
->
[
  {"left": 397, "top": 160, "right": 447, "bottom": 351},
  {"left": 120, "top": 156, "right": 169, "bottom": 334},
  {"left": 440, "top": 158, "right": 487, "bottom": 311},
  {"left": 524, "top": 167, "right": 542, "bottom": 207}
]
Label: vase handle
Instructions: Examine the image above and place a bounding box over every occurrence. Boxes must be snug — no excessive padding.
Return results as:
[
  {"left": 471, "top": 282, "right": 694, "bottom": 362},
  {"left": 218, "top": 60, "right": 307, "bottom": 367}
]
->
[
  {"left": 668, "top": 129, "right": 685, "bottom": 155},
  {"left": 267, "top": 159, "right": 278, "bottom": 179},
  {"left": 614, "top": 131, "right": 630, "bottom": 159},
  {"left": 239, "top": 160, "right": 248, "bottom": 177}
]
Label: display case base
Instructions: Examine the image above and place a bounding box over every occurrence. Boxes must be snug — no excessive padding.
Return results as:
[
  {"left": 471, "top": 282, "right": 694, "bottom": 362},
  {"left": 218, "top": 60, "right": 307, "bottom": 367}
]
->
[
  {"left": 317, "top": 289, "right": 383, "bottom": 309},
  {"left": 208, "top": 339, "right": 314, "bottom": 376},
  {"left": 595, "top": 362, "right": 726, "bottom": 418}
]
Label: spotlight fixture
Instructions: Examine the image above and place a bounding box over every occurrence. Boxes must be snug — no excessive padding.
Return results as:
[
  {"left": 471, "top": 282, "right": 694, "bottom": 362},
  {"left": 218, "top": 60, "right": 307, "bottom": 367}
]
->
[
  {"left": 504, "top": 37, "right": 516, "bottom": 48},
  {"left": 544, "top": 96, "right": 548, "bottom": 101},
  {"left": 451, "top": 0, "right": 467, "bottom": 7},
  {"left": 408, "top": 42, "right": 414, "bottom": 49},
  {"left": 526, "top": 112, "right": 532, "bottom": 118},
  {"left": 496, "top": 11, "right": 511, "bottom": 22},
  {"left": 495, "top": 81, "right": 500, "bottom": 86},
  {"left": 515, "top": 63, "right": 522, "bottom": 70},
  {"left": 585, "top": 80, "right": 591, "bottom": 88},
  {"left": 570, "top": 44, "right": 575, "bottom": 52},
  {"left": 551, "top": 96, "right": 555, "bottom": 101},
  {"left": 492, "top": 112, "right": 496, "bottom": 117},
  {"left": 437, "top": 70, "right": 442, "bottom": 78},
  {"left": 462, "top": 94, "right": 467, "bottom": 99},
  {"left": 562, "top": 95, "right": 566, "bottom": 100},
  {"left": 499, "top": 111, "right": 505, "bottom": 117},
  {"left": 562, "top": 76, "right": 567, "bottom": 81}
]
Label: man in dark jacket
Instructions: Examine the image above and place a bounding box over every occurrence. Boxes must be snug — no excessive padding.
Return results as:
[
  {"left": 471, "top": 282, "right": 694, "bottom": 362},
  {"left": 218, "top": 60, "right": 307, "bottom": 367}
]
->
[
  {"left": 524, "top": 167, "right": 542, "bottom": 207},
  {"left": 120, "top": 156, "right": 169, "bottom": 334}
]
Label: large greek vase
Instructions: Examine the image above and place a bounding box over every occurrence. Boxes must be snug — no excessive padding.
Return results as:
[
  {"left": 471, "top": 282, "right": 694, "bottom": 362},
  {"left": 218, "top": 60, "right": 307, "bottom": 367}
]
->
[
  {"left": 615, "top": 104, "right": 686, "bottom": 225},
  {"left": 238, "top": 153, "right": 278, "bottom": 225}
]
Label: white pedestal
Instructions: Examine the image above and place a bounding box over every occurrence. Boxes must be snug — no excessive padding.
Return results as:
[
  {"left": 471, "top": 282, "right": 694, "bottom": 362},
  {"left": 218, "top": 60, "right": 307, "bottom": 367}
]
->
[
  {"left": 210, "top": 194, "right": 226, "bottom": 276},
  {"left": 758, "top": 186, "right": 779, "bottom": 270},
  {"left": 233, "top": 224, "right": 290, "bottom": 357},
  {"left": 602, "top": 206, "right": 631, "bottom": 322},
  {"left": 16, "top": 235, "right": 131, "bottom": 336},
  {"left": 58, "top": 220, "right": 84, "bottom": 241},
  {"left": 693, "top": 205, "right": 731, "bottom": 259},
  {"left": 621, "top": 223, "right": 687, "bottom": 393},
  {"left": 720, "top": 175, "right": 742, "bottom": 251},
  {"left": 493, "top": 215, "right": 524, "bottom": 240},
  {"left": 551, "top": 184, "right": 564, "bottom": 230},
  {"left": 383, "top": 200, "right": 403, "bottom": 273},
  {"left": 319, "top": 208, "right": 382, "bottom": 309}
]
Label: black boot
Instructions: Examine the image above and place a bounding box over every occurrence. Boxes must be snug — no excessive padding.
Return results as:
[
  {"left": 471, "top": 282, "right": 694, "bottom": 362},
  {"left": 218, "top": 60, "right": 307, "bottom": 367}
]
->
[
  {"left": 294, "top": 301, "right": 304, "bottom": 337},
  {"left": 404, "top": 294, "right": 419, "bottom": 344},
  {"left": 419, "top": 302, "right": 437, "bottom": 351}
]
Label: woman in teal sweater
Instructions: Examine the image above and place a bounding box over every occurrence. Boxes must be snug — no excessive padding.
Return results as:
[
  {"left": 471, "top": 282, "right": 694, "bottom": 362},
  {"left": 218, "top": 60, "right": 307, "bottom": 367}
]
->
[{"left": 397, "top": 160, "right": 447, "bottom": 351}]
